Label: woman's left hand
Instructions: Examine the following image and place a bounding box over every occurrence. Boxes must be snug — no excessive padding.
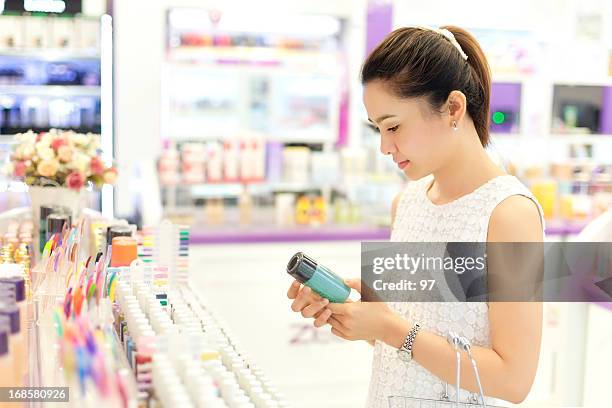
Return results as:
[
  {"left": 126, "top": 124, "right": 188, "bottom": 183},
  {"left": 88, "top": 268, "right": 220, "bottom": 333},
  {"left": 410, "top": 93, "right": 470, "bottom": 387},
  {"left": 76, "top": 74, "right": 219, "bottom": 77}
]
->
[{"left": 327, "top": 279, "right": 407, "bottom": 345}]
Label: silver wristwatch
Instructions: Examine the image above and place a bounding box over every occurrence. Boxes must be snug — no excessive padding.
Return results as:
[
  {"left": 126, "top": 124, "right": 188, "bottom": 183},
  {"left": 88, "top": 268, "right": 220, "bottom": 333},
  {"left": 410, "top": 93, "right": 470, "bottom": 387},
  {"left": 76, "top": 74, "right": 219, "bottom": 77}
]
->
[{"left": 397, "top": 323, "right": 421, "bottom": 363}]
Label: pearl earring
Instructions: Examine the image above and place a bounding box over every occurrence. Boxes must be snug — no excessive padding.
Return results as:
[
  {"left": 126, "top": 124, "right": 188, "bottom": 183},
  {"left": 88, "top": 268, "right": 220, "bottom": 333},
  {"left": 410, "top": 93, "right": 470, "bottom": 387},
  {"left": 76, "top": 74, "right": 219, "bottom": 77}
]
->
[{"left": 452, "top": 121, "right": 458, "bottom": 131}]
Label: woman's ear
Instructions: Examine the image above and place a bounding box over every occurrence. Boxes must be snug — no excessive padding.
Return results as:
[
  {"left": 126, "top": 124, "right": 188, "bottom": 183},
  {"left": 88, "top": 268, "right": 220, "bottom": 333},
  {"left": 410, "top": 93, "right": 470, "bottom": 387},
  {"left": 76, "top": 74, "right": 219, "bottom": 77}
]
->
[{"left": 447, "top": 90, "right": 467, "bottom": 124}]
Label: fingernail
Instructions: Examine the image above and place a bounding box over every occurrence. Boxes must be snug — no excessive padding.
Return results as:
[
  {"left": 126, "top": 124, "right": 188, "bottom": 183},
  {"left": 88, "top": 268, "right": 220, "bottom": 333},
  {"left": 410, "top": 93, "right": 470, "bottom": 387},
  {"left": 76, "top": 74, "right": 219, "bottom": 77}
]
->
[{"left": 323, "top": 299, "right": 329, "bottom": 305}]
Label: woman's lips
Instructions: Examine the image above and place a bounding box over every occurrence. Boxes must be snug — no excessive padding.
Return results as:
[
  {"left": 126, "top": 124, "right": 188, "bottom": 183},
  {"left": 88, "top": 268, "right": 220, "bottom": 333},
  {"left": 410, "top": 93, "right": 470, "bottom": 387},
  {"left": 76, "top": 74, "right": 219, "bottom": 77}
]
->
[{"left": 397, "top": 160, "right": 410, "bottom": 170}]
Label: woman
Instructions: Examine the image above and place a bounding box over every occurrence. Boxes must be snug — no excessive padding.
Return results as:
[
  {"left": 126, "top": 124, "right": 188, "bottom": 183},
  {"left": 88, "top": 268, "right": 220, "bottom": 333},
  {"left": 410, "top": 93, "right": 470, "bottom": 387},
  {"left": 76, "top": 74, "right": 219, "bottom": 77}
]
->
[{"left": 287, "top": 26, "right": 544, "bottom": 407}]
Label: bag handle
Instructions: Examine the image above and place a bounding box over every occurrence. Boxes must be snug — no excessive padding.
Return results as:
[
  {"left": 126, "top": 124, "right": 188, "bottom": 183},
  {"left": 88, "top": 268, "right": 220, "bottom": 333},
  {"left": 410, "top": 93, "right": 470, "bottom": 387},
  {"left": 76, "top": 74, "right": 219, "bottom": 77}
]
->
[{"left": 445, "top": 331, "right": 488, "bottom": 408}]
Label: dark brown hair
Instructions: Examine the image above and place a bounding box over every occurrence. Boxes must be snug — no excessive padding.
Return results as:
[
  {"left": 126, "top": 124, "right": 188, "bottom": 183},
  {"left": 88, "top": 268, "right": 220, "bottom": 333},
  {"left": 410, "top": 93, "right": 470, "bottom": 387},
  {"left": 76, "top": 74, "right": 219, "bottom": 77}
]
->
[{"left": 361, "top": 26, "right": 492, "bottom": 146}]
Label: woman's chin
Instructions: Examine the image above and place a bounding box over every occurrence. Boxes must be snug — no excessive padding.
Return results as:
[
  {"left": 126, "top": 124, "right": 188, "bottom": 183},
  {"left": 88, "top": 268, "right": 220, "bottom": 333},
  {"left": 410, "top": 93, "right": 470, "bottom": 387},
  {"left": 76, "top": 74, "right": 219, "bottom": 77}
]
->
[{"left": 402, "top": 165, "right": 428, "bottom": 181}]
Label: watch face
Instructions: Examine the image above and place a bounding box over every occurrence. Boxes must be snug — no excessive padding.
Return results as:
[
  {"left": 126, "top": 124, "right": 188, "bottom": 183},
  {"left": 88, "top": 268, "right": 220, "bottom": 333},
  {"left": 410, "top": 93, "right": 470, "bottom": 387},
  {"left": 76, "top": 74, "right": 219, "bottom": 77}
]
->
[{"left": 397, "top": 348, "right": 411, "bottom": 363}]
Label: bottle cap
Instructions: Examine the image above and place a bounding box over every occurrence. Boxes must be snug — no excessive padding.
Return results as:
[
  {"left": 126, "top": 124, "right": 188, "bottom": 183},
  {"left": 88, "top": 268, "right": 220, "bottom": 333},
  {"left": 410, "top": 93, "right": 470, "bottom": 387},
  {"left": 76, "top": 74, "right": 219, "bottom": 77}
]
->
[
  {"left": 0, "top": 276, "right": 25, "bottom": 302},
  {"left": 40, "top": 205, "right": 57, "bottom": 222},
  {"left": 110, "top": 237, "right": 138, "bottom": 267},
  {"left": 0, "top": 306, "right": 20, "bottom": 334},
  {"left": 0, "top": 324, "right": 8, "bottom": 356},
  {"left": 47, "top": 213, "right": 69, "bottom": 235},
  {"left": 286, "top": 252, "right": 316, "bottom": 283},
  {"left": 107, "top": 225, "right": 132, "bottom": 247}
]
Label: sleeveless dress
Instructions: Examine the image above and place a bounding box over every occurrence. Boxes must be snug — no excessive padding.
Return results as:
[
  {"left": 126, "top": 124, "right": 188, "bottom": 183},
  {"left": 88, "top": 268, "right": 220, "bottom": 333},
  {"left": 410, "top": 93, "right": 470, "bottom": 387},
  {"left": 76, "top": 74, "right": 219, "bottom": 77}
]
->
[{"left": 365, "top": 174, "right": 545, "bottom": 408}]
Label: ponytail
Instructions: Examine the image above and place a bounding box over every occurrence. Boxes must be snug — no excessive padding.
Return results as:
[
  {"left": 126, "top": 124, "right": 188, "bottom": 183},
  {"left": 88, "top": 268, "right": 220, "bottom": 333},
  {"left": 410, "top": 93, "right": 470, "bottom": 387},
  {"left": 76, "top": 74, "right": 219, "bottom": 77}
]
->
[{"left": 442, "top": 25, "right": 492, "bottom": 146}]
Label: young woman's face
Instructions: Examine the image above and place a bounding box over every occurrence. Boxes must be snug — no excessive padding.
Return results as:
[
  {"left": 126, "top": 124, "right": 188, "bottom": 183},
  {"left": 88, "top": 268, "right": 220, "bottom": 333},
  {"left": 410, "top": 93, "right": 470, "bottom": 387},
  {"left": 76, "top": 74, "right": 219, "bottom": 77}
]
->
[{"left": 363, "top": 80, "right": 457, "bottom": 180}]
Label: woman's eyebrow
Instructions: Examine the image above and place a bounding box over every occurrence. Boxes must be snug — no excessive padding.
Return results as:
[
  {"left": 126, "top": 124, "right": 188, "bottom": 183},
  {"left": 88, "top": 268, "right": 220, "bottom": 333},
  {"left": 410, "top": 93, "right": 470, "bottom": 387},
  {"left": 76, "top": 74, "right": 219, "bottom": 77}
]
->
[{"left": 368, "top": 114, "right": 397, "bottom": 124}]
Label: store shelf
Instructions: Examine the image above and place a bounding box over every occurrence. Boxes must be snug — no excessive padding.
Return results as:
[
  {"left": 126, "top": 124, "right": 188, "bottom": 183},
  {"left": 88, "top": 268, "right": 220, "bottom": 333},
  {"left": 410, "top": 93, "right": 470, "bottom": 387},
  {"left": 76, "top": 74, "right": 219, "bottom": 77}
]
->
[
  {"left": 168, "top": 46, "right": 338, "bottom": 65},
  {"left": 551, "top": 77, "right": 612, "bottom": 87},
  {"left": 0, "top": 85, "right": 101, "bottom": 97},
  {"left": 190, "top": 225, "right": 391, "bottom": 244},
  {"left": 545, "top": 218, "right": 590, "bottom": 236},
  {"left": 548, "top": 134, "right": 612, "bottom": 142},
  {"left": 491, "top": 73, "right": 531, "bottom": 84},
  {"left": 0, "top": 47, "right": 100, "bottom": 60},
  {"left": 188, "top": 182, "right": 332, "bottom": 198},
  {"left": 170, "top": 131, "right": 334, "bottom": 144}
]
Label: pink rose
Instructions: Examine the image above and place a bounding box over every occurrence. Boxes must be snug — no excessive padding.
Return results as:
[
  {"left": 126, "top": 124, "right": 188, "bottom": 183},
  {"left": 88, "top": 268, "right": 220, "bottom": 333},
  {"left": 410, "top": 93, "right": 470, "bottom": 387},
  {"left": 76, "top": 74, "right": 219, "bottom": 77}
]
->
[
  {"left": 36, "top": 160, "right": 58, "bottom": 178},
  {"left": 90, "top": 157, "right": 105, "bottom": 176},
  {"left": 57, "top": 145, "right": 73, "bottom": 163},
  {"left": 14, "top": 161, "right": 26, "bottom": 177},
  {"left": 103, "top": 167, "right": 118, "bottom": 184},
  {"left": 66, "top": 171, "right": 85, "bottom": 190},
  {"left": 51, "top": 138, "right": 66, "bottom": 151}
]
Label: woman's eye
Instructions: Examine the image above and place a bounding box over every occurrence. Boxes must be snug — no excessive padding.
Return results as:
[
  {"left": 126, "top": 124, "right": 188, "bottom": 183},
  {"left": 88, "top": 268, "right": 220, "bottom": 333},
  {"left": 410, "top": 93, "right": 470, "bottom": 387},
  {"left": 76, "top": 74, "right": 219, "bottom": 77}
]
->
[{"left": 388, "top": 125, "right": 399, "bottom": 133}]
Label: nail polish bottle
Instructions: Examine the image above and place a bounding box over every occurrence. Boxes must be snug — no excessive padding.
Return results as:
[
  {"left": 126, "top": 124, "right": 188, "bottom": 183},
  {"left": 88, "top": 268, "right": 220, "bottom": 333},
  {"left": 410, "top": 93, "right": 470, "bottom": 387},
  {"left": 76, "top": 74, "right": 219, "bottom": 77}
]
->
[
  {"left": 287, "top": 252, "right": 350, "bottom": 303},
  {"left": 46, "top": 213, "right": 69, "bottom": 242},
  {"left": 0, "top": 323, "right": 8, "bottom": 387}
]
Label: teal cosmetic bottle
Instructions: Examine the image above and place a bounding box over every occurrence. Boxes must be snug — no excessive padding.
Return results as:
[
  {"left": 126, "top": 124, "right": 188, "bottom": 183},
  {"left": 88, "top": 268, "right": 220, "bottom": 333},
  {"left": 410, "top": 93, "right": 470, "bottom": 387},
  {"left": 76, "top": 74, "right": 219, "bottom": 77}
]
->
[{"left": 287, "top": 252, "right": 350, "bottom": 303}]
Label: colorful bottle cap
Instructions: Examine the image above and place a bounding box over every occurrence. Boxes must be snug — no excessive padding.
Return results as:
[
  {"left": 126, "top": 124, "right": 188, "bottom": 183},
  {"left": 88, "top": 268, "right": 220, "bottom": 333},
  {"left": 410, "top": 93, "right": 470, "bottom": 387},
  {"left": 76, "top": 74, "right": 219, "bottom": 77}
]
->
[
  {"left": 110, "top": 237, "right": 138, "bottom": 267},
  {"left": 0, "top": 325, "right": 8, "bottom": 356},
  {"left": 40, "top": 205, "right": 57, "bottom": 222},
  {"left": 0, "top": 277, "right": 25, "bottom": 302},
  {"left": 47, "top": 213, "right": 69, "bottom": 235},
  {"left": 107, "top": 225, "right": 132, "bottom": 247},
  {"left": 0, "top": 306, "right": 20, "bottom": 334}
]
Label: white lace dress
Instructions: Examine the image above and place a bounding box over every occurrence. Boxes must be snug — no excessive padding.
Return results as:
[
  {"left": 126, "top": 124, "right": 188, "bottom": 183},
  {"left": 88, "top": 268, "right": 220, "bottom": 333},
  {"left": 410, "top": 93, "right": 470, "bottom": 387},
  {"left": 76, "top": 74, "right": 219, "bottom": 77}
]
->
[{"left": 365, "top": 174, "right": 545, "bottom": 408}]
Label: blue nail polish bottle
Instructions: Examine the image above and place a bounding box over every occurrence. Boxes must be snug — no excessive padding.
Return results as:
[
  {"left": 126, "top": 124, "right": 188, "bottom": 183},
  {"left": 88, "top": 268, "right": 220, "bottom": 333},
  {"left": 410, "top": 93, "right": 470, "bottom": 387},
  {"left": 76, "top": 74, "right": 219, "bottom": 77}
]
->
[{"left": 287, "top": 252, "right": 350, "bottom": 303}]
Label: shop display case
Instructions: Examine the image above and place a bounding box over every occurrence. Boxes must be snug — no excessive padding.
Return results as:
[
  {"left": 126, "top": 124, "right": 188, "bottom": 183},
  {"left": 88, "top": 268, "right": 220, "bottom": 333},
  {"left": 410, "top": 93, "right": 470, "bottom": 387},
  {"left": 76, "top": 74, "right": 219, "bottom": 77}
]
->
[
  {"left": 0, "top": 13, "right": 114, "bottom": 217},
  {"left": 159, "top": 8, "right": 402, "bottom": 241}
]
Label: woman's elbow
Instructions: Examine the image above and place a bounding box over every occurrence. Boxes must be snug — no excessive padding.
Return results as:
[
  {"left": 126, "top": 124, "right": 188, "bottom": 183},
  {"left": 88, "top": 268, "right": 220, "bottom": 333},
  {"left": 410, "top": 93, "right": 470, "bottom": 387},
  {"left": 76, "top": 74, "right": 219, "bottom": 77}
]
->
[{"left": 503, "top": 378, "right": 535, "bottom": 404}]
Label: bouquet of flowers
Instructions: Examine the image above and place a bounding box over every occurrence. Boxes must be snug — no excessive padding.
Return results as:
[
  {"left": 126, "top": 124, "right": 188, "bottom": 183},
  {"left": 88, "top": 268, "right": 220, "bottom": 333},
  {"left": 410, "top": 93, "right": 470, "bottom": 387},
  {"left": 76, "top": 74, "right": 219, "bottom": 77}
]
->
[{"left": 3, "top": 129, "right": 117, "bottom": 191}]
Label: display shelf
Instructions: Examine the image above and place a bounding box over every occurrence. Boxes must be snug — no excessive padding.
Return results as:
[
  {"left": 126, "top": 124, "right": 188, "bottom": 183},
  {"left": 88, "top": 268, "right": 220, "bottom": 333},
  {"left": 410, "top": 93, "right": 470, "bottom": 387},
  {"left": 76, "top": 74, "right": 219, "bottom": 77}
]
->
[
  {"left": 549, "top": 134, "right": 612, "bottom": 140},
  {"left": 551, "top": 77, "right": 612, "bottom": 87},
  {"left": 0, "top": 47, "right": 100, "bottom": 60},
  {"left": 544, "top": 218, "right": 590, "bottom": 237},
  {"left": 491, "top": 73, "right": 532, "bottom": 84},
  {"left": 190, "top": 225, "right": 390, "bottom": 244},
  {"left": 169, "top": 131, "right": 334, "bottom": 144},
  {"left": 0, "top": 85, "right": 101, "bottom": 96},
  {"left": 168, "top": 46, "right": 337, "bottom": 63},
  {"left": 188, "top": 182, "right": 331, "bottom": 198},
  {"left": 491, "top": 133, "right": 612, "bottom": 143}
]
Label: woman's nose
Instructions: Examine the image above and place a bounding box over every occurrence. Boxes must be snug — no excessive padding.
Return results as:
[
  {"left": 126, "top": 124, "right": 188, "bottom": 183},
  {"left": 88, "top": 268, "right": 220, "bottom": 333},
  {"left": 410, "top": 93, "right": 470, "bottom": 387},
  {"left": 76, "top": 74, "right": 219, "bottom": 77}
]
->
[{"left": 380, "top": 134, "right": 397, "bottom": 156}]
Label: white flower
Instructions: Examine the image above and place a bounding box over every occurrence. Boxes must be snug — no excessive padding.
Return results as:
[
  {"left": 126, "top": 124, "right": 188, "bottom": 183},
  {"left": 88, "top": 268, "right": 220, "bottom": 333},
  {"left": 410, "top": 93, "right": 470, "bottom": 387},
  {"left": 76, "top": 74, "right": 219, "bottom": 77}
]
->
[
  {"left": 36, "top": 145, "right": 55, "bottom": 161},
  {"left": 73, "top": 134, "right": 89, "bottom": 146},
  {"left": 90, "top": 135, "right": 101, "bottom": 149},
  {"left": 22, "top": 145, "right": 35, "bottom": 160},
  {"left": 19, "top": 131, "right": 37, "bottom": 145},
  {"left": 72, "top": 153, "right": 89, "bottom": 173},
  {"left": 41, "top": 133, "right": 53, "bottom": 144}
]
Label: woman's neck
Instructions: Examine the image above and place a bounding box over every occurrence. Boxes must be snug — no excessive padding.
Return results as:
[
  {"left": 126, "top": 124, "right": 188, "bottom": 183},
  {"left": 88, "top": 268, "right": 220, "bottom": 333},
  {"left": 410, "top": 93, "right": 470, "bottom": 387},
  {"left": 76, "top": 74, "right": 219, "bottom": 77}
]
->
[{"left": 428, "top": 131, "right": 505, "bottom": 205}]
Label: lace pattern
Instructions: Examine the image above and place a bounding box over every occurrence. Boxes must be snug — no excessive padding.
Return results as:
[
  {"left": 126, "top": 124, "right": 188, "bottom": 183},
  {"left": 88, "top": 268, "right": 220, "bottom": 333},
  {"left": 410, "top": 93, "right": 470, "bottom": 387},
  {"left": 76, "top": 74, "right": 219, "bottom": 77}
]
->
[{"left": 365, "top": 175, "right": 544, "bottom": 407}]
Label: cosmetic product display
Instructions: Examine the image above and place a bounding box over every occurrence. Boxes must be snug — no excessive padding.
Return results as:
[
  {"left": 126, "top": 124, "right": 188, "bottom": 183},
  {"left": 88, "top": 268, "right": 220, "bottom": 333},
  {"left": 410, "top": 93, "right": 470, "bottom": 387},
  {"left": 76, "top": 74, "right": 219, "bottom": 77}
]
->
[
  {"left": 17, "top": 211, "right": 285, "bottom": 407},
  {"left": 286, "top": 252, "right": 350, "bottom": 303}
]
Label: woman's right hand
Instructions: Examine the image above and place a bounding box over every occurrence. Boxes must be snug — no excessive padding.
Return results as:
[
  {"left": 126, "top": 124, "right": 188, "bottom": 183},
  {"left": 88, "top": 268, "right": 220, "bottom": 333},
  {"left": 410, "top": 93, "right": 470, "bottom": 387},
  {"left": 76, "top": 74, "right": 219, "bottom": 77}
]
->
[{"left": 287, "top": 280, "right": 332, "bottom": 328}]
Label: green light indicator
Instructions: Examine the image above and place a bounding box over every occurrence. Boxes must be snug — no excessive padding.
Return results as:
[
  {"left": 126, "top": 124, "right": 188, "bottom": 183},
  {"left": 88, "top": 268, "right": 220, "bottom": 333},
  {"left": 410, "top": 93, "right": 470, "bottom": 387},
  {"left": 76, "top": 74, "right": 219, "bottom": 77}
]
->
[{"left": 492, "top": 111, "right": 506, "bottom": 125}]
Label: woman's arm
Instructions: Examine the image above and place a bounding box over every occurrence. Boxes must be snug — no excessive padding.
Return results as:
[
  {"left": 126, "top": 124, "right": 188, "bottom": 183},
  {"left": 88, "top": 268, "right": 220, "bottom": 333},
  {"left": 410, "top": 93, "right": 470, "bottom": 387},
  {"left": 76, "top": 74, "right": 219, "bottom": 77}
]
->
[
  {"left": 380, "top": 195, "right": 543, "bottom": 403},
  {"left": 365, "top": 192, "right": 403, "bottom": 347}
]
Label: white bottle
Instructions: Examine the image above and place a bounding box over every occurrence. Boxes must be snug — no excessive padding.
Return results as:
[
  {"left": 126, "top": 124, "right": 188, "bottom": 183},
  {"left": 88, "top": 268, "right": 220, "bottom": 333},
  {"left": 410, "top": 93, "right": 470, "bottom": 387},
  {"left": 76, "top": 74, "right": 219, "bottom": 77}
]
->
[
  {"left": 224, "top": 140, "right": 239, "bottom": 182},
  {"left": 207, "top": 142, "right": 224, "bottom": 182}
]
